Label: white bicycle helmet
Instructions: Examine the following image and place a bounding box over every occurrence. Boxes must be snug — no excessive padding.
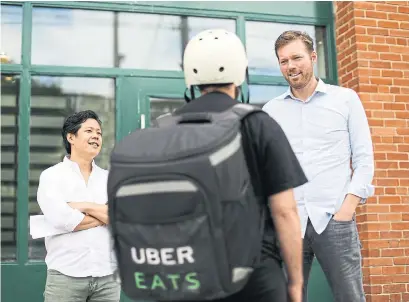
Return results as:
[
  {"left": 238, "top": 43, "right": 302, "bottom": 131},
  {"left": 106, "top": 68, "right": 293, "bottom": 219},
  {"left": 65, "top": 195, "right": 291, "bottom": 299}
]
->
[{"left": 183, "top": 29, "right": 248, "bottom": 89}]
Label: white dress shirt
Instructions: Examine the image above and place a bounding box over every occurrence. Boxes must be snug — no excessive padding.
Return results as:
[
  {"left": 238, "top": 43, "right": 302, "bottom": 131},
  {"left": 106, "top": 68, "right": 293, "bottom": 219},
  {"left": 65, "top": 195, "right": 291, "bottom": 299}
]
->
[
  {"left": 37, "top": 156, "right": 116, "bottom": 277},
  {"left": 263, "top": 79, "right": 375, "bottom": 237}
]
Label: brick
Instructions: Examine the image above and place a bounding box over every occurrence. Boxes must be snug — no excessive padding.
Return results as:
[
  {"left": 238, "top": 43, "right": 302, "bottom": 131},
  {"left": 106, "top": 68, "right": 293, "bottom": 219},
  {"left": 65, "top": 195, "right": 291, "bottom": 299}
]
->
[
  {"left": 364, "top": 239, "right": 391, "bottom": 249},
  {"left": 368, "top": 44, "right": 390, "bottom": 52},
  {"left": 356, "top": 34, "right": 374, "bottom": 43},
  {"left": 400, "top": 162, "right": 409, "bottom": 169},
  {"left": 364, "top": 285, "right": 383, "bottom": 295},
  {"left": 364, "top": 205, "right": 390, "bottom": 213},
  {"left": 379, "top": 213, "right": 402, "bottom": 221},
  {"left": 381, "top": 248, "right": 405, "bottom": 257},
  {"left": 400, "top": 22, "right": 409, "bottom": 29},
  {"left": 392, "top": 62, "right": 409, "bottom": 69},
  {"left": 385, "top": 120, "right": 407, "bottom": 127},
  {"left": 388, "top": 12, "right": 409, "bottom": 21},
  {"left": 372, "top": 127, "right": 396, "bottom": 135},
  {"left": 383, "top": 266, "right": 406, "bottom": 275},
  {"left": 394, "top": 79, "right": 409, "bottom": 86},
  {"left": 364, "top": 257, "right": 394, "bottom": 266},
  {"left": 389, "top": 45, "right": 409, "bottom": 53},
  {"left": 378, "top": 20, "right": 400, "bottom": 29},
  {"left": 355, "top": 18, "right": 378, "bottom": 27},
  {"left": 368, "top": 27, "right": 390, "bottom": 36},
  {"left": 396, "top": 111, "right": 409, "bottom": 119},
  {"left": 376, "top": 178, "right": 400, "bottom": 186},
  {"left": 399, "top": 240, "right": 409, "bottom": 247},
  {"left": 380, "top": 53, "right": 402, "bottom": 61},
  {"left": 370, "top": 61, "right": 392, "bottom": 68},
  {"left": 366, "top": 222, "right": 391, "bottom": 231},
  {"left": 382, "top": 70, "right": 404, "bottom": 77},
  {"left": 385, "top": 187, "right": 397, "bottom": 194},
  {"left": 366, "top": 10, "right": 388, "bottom": 19},
  {"left": 387, "top": 153, "right": 409, "bottom": 160},
  {"left": 354, "top": 2, "right": 376, "bottom": 10},
  {"left": 390, "top": 29, "right": 409, "bottom": 37},
  {"left": 383, "top": 284, "right": 407, "bottom": 294},
  {"left": 395, "top": 95, "right": 409, "bottom": 103},
  {"left": 397, "top": 145, "right": 409, "bottom": 152},
  {"left": 391, "top": 205, "right": 409, "bottom": 213},
  {"left": 376, "top": 161, "right": 399, "bottom": 169},
  {"left": 390, "top": 87, "right": 400, "bottom": 93},
  {"left": 397, "top": 128, "right": 409, "bottom": 135},
  {"left": 376, "top": 3, "right": 399, "bottom": 12},
  {"left": 369, "top": 275, "right": 393, "bottom": 285},
  {"left": 392, "top": 222, "right": 409, "bottom": 231},
  {"left": 396, "top": 38, "right": 407, "bottom": 45},
  {"left": 380, "top": 231, "right": 403, "bottom": 239},
  {"left": 398, "top": 6, "right": 409, "bottom": 14},
  {"left": 369, "top": 295, "right": 391, "bottom": 302}
]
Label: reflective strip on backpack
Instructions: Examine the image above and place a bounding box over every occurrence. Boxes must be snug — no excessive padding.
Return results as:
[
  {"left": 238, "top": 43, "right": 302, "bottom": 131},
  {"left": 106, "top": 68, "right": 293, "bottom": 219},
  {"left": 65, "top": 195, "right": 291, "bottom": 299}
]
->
[
  {"left": 209, "top": 133, "right": 242, "bottom": 166},
  {"left": 116, "top": 180, "right": 198, "bottom": 197},
  {"left": 232, "top": 267, "right": 254, "bottom": 283}
]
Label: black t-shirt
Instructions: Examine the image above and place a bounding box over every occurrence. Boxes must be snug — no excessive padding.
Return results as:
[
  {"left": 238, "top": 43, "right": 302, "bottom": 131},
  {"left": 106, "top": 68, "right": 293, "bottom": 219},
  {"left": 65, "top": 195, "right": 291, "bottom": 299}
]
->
[{"left": 174, "top": 92, "right": 308, "bottom": 260}]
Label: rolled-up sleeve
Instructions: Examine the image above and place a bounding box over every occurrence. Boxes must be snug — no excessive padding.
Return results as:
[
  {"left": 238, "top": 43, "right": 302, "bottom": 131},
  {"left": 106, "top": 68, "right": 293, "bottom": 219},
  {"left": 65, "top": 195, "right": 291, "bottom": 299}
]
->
[
  {"left": 347, "top": 90, "right": 375, "bottom": 203},
  {"left": 37, "top": 170, "right": 85, "bottom": 232}
]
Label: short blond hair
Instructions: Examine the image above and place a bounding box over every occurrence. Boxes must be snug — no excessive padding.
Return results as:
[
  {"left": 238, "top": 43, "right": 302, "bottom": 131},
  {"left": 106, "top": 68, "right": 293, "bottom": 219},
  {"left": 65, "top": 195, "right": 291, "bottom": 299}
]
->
[{"left": 275, "top": 30, "right": 314, "bottom": 58}]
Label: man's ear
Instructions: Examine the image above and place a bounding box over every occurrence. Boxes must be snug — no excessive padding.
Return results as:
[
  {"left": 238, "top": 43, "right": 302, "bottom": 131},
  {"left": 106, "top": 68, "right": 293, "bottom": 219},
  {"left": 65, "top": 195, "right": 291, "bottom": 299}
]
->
[
  {"left": 311, "top": 51, "right": 318, "bottom": 64},
  {"left": 67, "top": 133, "right": 74, "bottom": 144}
]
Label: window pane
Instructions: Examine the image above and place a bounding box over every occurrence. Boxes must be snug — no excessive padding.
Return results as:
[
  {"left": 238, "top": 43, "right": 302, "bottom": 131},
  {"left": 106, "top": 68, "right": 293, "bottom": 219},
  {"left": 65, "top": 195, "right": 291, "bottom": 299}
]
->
[
  {"left": 32, "top": 8, "right": 235, "bottom": 70},
  {"left": 28, "top": 77, "right": 115, "bottom": 260},
  {"left": 118, "top": 14, "right": 235, "bottom": 70},
  {"left": 32, "top": 8, "right": 114, "bottom": 67},
  {"left": 249, "top": 84, "right": 289, "bottom": 108},
  {"left": 1, "top": 74, "right": 20, "bottom": 261},
  {"left": 1, "top": 5, "right": 22, "bottom": 64},
  {"left": 246, "top": 22, "right": 327, "bottom": 78},
  {"left": 150, "top": 97, "right": 185, "bottom": 126}
]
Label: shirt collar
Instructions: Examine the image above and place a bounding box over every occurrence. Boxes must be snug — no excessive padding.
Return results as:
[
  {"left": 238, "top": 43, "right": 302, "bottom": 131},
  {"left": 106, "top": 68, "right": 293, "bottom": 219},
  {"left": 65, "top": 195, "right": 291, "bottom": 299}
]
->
[
  {"left": 63, "top": 155, "right": 97, "bottom": 170},
  {"left": 284, "top": 78, "right": 327, "bottom": 100}
]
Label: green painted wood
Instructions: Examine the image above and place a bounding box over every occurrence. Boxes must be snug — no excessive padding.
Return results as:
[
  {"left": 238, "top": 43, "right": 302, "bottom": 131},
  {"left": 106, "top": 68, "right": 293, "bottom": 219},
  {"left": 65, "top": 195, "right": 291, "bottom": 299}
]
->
[{"left": 1, "top": 2, "right": 337, "bottom": 301}]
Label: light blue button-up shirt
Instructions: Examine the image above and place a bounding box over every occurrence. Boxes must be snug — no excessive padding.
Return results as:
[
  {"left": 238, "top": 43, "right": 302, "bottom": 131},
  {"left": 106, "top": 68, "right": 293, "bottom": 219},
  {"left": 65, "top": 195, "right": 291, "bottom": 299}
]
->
[{"left": 262, "top": 79, "right": 375, "bottom": 237}]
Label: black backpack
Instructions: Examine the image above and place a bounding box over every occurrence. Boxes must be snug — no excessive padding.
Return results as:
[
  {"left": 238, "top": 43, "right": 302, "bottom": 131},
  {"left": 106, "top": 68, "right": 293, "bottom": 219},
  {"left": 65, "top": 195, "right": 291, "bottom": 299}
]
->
[{"left": 107, "top": 103, "right": 265, "bottom": 301}]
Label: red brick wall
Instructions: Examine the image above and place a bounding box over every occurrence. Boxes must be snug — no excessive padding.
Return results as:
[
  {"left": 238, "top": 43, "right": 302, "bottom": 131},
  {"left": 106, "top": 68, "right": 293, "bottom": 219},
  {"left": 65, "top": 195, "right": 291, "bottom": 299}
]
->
[{"left": 335, "top": 1, "right": 409, "bottom": 301}]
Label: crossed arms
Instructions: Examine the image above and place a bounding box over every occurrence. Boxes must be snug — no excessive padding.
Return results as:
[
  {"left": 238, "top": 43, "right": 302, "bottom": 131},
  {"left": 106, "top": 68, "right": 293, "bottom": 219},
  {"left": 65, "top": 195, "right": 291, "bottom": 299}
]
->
[
  {"left": 37, "top": 171, "right": 109, "bottom": 233},
  {"left": 69, "top": 202, "right": 109, "bottom": 231}
]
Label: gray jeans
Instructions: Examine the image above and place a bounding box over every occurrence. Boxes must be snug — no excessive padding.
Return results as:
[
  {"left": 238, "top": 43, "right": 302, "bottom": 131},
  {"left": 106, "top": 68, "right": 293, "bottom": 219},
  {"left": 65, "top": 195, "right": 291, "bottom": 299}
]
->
[
  {"left": 44, "top": 270, "right": 121, "bottom": 302},
  {"left": 303, "top": 217, "right": 365, "bottom": 302}
]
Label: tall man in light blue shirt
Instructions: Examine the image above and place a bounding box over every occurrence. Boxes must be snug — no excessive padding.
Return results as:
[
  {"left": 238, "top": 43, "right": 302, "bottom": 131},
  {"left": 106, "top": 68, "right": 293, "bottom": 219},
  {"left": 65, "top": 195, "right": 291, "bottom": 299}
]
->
[{"left": 263, "top": 31, "right": 374, "bottom": 302}]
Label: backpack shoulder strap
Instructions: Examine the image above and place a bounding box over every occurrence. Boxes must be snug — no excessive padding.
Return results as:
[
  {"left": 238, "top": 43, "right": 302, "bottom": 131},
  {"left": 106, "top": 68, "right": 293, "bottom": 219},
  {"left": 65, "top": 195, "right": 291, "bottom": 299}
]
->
[{"left": 212, "top": 103, "right": 262, "bottom": 123}]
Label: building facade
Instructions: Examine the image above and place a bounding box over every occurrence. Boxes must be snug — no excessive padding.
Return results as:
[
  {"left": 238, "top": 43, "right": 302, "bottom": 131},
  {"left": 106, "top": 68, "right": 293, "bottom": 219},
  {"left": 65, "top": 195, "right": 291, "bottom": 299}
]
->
[
  {"left": 335, "top": 2, "right": 409, "bottom": 302},
  {"left": 0, "top": 1, "right": 407, "bottom": 302}
]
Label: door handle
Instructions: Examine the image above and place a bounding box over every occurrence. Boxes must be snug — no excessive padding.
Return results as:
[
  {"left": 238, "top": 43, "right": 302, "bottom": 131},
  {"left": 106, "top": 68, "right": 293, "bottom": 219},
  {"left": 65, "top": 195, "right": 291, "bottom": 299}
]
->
[{"left": 140, "top": 114, "right": 146, "bottom": 129}]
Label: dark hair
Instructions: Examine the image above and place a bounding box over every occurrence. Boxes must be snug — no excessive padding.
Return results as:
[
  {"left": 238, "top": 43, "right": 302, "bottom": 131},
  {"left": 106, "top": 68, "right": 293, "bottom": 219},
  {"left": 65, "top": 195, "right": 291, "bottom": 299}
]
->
[
  {"left": 274, "top": 30, "right": 314, "bottom": 58},
  {"left": 61, "top": 110, "right": 102, "bottom": 154},
  {"left": 197, "top": 83, "right": 233, "bottom": 93}
]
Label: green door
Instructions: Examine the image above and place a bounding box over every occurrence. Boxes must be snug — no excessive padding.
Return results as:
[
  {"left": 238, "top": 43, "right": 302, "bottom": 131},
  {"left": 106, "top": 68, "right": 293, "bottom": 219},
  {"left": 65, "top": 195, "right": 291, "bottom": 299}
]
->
[{"left": 117, "top": 77, "right": 334, "bottom": 302}]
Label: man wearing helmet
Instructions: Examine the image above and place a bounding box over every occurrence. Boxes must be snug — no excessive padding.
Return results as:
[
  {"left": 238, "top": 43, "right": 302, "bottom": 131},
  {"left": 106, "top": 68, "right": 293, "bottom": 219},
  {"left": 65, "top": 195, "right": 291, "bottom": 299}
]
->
[{"left": 171, "top": 29, "right": 307, "bottom": 302}]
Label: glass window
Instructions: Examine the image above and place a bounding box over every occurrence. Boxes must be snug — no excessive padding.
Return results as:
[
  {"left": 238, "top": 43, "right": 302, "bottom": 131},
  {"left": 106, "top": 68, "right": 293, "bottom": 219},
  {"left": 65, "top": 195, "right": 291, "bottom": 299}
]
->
[
  {"left": 117, "top": 14, "right": 236, "bottom": 70},
  {"left": 32, "top": 8, "right": 114, "bottom": 67},
  {"left": 249, "top": 84, "right": 289, "bottom": 108},
  {"left": 149, "top": 97, "right": 185, "bottom": 126},
  {"left": 28, "top": 77, "right": 115, "bottom": 260},
  {"left": 32, "top": 8, "right": 235, "bottom": 70},
  {"left": 1, "top": 5, "right": 23, "bottom": 64},
  {"left": 1, "top": 74, "right": 20, "bottom": 261},
  {"left": 246, "top": 22, "right": 328, "bottom": 78}
]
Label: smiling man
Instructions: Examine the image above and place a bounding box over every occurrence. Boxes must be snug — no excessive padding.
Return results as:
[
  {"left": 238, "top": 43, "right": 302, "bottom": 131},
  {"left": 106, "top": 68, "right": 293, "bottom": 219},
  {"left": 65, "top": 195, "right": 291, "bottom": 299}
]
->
[
  {"left": 37, "top": 110, "right": 120, "bottom": 302},
  {"left": 262, "top": 31, "right": 374, "bottom": 302}
]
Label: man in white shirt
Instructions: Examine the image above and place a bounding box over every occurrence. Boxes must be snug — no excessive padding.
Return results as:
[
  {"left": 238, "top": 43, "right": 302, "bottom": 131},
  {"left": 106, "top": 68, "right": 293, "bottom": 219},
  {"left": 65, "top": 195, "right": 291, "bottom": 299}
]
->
[
  {"left": 37, "top": 110, "right": 120, "bottom": 302},
  {"left": 263, "top": 31, "right": 374, "bottom": 302}
]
